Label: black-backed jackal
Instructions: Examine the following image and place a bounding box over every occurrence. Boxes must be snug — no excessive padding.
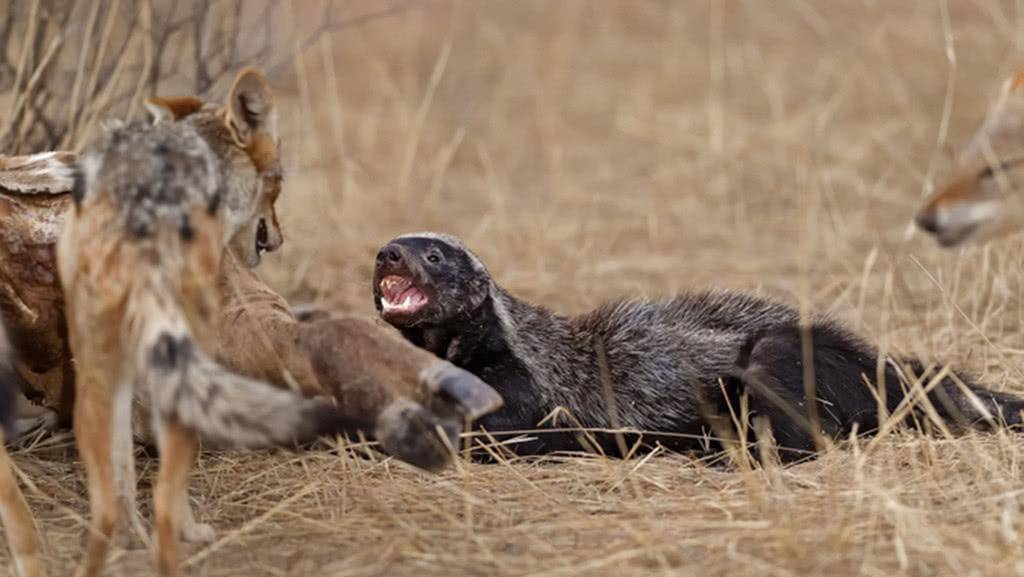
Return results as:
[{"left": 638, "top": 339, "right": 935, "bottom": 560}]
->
[
  {"left": 58, "top": 115, "right": 357, "bottom": 577},
  {"left": 917, "top": 71, "right": 1024, "bottom": 246}
]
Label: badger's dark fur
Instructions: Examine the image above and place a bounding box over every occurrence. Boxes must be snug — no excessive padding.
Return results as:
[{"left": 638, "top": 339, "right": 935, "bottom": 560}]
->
[{"left": 373, "top": 233, "right": 1024, "bottom": 461}]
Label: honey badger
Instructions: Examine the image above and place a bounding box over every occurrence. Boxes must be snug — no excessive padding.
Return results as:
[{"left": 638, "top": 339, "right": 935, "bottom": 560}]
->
[{"left": 373, "top": 232, "right": 1024, "bottom": 461}]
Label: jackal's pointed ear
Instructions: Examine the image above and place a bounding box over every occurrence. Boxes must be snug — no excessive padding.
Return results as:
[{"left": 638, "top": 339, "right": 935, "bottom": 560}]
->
[
  {"left": 225, "top": 68, "right": 277, "bottom": 146},
  {"left": 145, "top": 96, "right": 204, "bottom": 124}
]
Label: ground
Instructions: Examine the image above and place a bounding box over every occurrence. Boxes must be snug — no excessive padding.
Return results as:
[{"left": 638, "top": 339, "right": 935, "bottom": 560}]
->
[{"left": 8, "top": 1, "right": 1024, "bottom": 575}]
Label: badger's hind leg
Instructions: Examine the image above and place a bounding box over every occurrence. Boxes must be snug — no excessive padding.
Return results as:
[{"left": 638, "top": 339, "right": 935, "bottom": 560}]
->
[{"left": 732, "top": 323, "right": 877, "bottom": 462}]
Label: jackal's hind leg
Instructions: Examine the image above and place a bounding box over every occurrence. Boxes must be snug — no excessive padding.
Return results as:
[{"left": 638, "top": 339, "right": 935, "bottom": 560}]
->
[
  {"left": 153, "top": 421, "right": 199, "bottom": 577},
  {"left": 73, "top": 375, "right": 120, "bottom": 577},
  {"left": 112, "top": 385, "right": 148, "bottom": 547}
]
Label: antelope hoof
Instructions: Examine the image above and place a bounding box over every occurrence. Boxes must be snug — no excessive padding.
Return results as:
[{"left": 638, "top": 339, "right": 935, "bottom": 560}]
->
[
  {"left": 375, "top": 398, "right": 460, "bottom": 472},
  {"left": 420, "top": 361, "right": 503, "bottom": 421}
]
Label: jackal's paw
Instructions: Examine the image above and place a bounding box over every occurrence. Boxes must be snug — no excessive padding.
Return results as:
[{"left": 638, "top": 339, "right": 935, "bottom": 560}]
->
[
  {"left": 375, "top": 398, "right": 460, "bottom": 472},
  {"left": 181, "top": 521, "right": 216, "bottom": 544},
  {"left": 420, "top": 361, "right": 503, "bottom": 421}
]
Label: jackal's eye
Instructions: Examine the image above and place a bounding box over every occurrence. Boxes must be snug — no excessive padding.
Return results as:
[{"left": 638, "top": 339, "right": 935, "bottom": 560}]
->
[
  {"left": 979, "top": 164, "right": 1002, "bottom": 180},
  {"left": 979, "top": 157, "right": 1024, "bottom": 181}
]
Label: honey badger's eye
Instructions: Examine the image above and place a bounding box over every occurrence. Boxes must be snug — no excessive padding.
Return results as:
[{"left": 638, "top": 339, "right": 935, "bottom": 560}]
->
[{"left": 426, "top": 252, "right": 442, "bottom": 264}]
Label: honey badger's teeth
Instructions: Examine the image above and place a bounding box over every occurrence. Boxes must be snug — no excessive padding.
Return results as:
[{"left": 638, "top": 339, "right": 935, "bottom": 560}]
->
[
  {"left": 379, "top": 275, "right": 411, "bottom": 299},
  {"left": 379, "top": 275, "right": 429, "bottom": 315}
]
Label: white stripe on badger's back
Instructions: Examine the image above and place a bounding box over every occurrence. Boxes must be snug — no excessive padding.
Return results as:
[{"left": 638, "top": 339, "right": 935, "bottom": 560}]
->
[{"left": 0, "top": 151, "right": 77, "bottom": 195}]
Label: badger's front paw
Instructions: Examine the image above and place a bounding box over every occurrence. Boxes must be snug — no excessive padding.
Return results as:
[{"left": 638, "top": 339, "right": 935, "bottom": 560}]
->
[{"left": 375, "top": 398, "right": 460, "bottom": 472}]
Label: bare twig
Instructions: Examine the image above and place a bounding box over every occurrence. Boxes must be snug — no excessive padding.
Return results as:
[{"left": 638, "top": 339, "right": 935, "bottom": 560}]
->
[{"left": 266, "top": 1, "right": 425, "bottom": 77}]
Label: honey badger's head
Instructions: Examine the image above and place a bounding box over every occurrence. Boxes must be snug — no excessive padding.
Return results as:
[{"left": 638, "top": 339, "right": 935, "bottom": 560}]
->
[{"left": 373, "top": 233, "right": 491, "bottom": 328}]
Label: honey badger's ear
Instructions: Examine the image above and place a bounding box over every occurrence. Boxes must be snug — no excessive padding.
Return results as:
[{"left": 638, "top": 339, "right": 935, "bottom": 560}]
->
[
  {"left": 145, "top": 96, "right": 203, "bottom": 124},
  {"left": 225, "top": 68, "right": 277, "bottom": 146}
]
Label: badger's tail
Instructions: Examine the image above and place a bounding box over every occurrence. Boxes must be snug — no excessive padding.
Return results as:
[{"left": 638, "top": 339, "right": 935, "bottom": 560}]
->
[
  {"left": 897, "top": 358, "right": 1024, "bottom": 428},
  {"left": 732, "top": 321, "right": 1024, "bottom": 461},
  {"left": 129, "top": 289, "right": 371, "bottom": 449}
]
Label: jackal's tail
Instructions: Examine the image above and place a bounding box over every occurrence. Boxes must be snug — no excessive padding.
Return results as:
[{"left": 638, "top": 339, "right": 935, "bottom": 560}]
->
[{"left": 130, "top": 291, "right": 371, "bottom": 449}]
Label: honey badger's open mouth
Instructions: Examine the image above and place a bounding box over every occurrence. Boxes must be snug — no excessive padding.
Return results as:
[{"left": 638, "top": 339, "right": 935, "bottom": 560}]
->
[{"left": 379, "top": 275, "right": 429, "bottom": 315}]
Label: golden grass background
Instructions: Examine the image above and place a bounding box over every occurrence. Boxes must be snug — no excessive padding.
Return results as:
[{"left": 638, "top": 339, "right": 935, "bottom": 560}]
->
[{"left": 9, "top": 1, "right": 1024, "bottom": 575}]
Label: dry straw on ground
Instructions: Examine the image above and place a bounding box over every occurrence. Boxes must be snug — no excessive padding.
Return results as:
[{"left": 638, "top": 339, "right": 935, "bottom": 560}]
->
[{"left": 5, "top": 1, "right": 1024, "bottom": 575}]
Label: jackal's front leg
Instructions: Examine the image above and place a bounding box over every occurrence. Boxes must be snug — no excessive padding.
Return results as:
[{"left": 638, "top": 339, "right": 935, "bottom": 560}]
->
[{"left": 0, "top": 432, "right": 46, "bottom": 577}]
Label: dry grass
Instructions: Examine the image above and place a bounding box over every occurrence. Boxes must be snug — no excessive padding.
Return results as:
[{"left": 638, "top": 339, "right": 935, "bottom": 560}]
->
[{"left": 8, "top": 1, "right": 1024, "bottom": 575}]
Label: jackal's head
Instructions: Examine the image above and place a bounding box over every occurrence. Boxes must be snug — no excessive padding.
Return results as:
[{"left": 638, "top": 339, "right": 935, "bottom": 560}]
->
[
  {"left": 145, "top": 69, "right": 283, "bottom": 267},
  {"left": 917, "top": 72, "right": 1024, "bottom": 247}
]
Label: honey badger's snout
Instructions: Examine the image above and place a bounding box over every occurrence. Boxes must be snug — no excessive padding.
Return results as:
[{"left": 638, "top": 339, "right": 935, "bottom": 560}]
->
[
  {"left": 374, "top": 242, "right": 414, "bottom": 283},
  {"left": 375, "top": 242, "right": 425, "bottom": 274},
  {"left": 377, "top": 244, "right": 403, "bottom": 266}
]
